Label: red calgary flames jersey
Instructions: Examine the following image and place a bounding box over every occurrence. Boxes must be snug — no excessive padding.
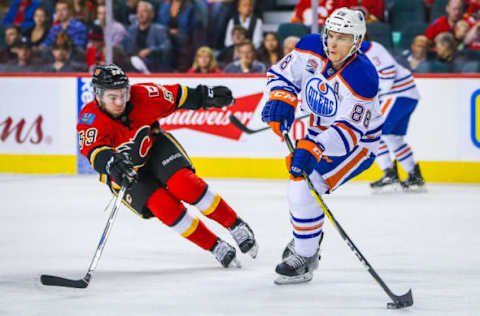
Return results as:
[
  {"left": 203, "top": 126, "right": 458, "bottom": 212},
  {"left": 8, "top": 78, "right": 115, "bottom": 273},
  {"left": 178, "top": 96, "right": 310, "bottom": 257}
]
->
[{"left": 77, "top": 82, "right": 183, "bottom": 172}]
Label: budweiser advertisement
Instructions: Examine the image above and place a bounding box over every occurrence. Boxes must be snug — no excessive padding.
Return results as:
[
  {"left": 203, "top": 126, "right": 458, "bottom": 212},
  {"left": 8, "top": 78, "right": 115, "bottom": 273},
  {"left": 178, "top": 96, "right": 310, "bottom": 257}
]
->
[{"left": 0, "top": 77, "right": 76, "bottom": 155}]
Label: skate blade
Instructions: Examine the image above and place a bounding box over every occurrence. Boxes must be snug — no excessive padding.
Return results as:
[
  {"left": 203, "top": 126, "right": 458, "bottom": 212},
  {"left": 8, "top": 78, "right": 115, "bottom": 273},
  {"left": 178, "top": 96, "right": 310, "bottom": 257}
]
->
[
  {"left": 274, "top": 272, "right": 313, "bottom": 285},
  {"left": 228, "top": 257, "right": 242, "bottom": 269},
  {"left": 402, "top": 185, "right": 427, "bottom": 193},
  {"left": 371, "top": 183, "right": 403, "bottom": 194},
  {"left": 246, "top": 243, "right": 258, "bottom": 259}
]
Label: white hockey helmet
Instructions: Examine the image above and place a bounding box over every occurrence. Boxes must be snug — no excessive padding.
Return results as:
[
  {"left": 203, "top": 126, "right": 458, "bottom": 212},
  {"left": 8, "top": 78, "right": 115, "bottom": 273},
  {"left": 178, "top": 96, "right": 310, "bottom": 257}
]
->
[{"left": 322, "top": 7, "right": 366, "bottom": 60}]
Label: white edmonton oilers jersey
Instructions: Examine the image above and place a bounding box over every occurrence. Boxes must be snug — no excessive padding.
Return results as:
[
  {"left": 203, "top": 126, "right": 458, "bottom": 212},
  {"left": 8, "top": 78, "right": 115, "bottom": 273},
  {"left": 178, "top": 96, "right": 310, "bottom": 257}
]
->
[
  {"left": 360, "top": 41, "right": 420, "bottom": 113},
  {"left": 267, "top": 34, "right": 383, "bottom": 156}
]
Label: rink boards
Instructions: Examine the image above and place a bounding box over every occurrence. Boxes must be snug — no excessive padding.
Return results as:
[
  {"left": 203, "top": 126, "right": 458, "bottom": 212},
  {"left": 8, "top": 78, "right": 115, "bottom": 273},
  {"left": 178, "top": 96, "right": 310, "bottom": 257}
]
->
[{"left": 0, "top": 73, "right": 479, "bottom": 183}]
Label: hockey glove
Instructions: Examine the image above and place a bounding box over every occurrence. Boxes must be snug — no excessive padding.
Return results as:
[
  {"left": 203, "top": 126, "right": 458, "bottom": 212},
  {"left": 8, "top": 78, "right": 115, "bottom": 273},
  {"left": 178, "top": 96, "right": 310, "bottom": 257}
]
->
[
  {"left": 105, "top": 152, "right": 138, "bottom": 185},
  {"left": 261, "top": 88, "right": 298, "bottom": 137},
  {"left": 289, "top": 139, "right": 323, "bottom": 177},
  {"left": 197, "top": 85, "right": 234, "bottom": 109}
]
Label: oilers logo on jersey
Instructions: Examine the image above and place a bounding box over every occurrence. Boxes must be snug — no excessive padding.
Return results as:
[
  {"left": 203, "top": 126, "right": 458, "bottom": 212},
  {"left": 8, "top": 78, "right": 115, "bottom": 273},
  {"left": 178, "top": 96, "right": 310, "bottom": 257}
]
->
[{"left": 305, "top": 77, "right": 338, "bottom": 117}]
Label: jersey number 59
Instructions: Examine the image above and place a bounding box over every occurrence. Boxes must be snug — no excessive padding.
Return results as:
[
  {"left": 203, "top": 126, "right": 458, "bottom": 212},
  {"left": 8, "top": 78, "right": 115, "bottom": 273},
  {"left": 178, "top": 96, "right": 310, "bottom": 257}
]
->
[{"left": 78, "top": 128, "right": 98, "bottom": 150}]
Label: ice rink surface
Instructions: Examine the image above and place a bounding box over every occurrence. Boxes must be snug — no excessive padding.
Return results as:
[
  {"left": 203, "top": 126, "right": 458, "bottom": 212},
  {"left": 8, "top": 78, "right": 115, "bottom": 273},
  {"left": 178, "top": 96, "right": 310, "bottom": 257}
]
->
[{"left": 1, "top": 174, "right": 479, "bottom": 316}]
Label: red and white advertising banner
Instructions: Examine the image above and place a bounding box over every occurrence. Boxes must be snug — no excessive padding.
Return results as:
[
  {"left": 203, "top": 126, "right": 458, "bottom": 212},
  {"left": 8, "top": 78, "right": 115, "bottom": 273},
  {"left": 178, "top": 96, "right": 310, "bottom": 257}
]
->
[{"left": 0, "top": 77, "right": 77, "bottom": 155}]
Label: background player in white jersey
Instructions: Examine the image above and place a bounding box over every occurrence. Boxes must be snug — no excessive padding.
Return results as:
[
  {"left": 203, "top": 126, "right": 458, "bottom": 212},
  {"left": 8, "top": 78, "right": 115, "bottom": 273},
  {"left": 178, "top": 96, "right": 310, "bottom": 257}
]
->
[
  {"left": 360, "top": 40, "right": 426, "bottom": 191},
  {"left": 262, "top": 8, "right": 382, "bottom": 284}
]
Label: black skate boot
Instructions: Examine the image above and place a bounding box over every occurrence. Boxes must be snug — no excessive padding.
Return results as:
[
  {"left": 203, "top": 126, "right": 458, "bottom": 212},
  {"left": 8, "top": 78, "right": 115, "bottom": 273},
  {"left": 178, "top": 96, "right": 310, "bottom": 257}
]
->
[
  {"left": 229, "top": 217, "right": 258, "bottom": 259},
  {"left": 281, "top": 231, "right": 324, "bottom": 261},
  {"left": 274, "top": 252, "right": 319, "bottom": 285},
  {"left": 211, "top": 238, "right": 241, "bottom": 268},
  {"left": 401, "top": 163, "right": 426, "bottom": 192},
  {"left": 370, "top": 161, "right": 401, "bottom": 192}
]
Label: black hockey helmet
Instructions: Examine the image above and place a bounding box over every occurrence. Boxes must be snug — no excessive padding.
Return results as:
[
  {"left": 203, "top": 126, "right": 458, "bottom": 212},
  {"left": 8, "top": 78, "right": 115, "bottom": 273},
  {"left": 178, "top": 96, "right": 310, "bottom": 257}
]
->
[{"left": 92, "top": 64, "right": 129, "bottom": 96}]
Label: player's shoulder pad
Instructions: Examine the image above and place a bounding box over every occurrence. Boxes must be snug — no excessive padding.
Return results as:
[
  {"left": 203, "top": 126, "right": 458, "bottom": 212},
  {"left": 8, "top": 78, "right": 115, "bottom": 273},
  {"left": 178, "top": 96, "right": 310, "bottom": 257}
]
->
[
  {"left": 339, "top": 54, "right": 379, "bottom": 99},
  {"left": 359, "top": 40, "right": 372, "bottom": 54},
  {"left": 295, "top": 33, "right": 327, "bottom": 58}
]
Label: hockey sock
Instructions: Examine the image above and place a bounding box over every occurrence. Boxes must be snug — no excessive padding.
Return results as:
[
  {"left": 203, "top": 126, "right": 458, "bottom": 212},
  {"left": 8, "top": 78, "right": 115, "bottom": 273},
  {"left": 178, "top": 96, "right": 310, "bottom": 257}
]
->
[
  {"left": 146, "top": 188, "right": 217, "bottom": 250},
  {"left": 383, "top": 135, "right": 415, "bottom": 173},
  {"left": 167, "top": 168, "right": 237, "bottom": 228},
  {"left": 287, "top": 179, "right": 325, "bottom": 257},
  {"left": 375, "top": 140, "right": 393, "bottom": 171}
]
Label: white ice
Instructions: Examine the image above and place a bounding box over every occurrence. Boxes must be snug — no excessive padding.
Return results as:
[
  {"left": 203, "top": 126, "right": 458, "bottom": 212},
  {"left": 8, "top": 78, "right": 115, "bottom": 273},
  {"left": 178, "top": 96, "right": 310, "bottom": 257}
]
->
[{"left": 1, "top": 174, "right": 479, "bottom": 316}]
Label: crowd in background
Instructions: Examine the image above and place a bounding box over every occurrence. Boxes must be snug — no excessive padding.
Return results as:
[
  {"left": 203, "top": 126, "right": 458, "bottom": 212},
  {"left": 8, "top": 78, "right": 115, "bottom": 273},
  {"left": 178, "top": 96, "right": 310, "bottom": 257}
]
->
[{"left": 0, "top": 0, "right": 478, "bottom": 74}]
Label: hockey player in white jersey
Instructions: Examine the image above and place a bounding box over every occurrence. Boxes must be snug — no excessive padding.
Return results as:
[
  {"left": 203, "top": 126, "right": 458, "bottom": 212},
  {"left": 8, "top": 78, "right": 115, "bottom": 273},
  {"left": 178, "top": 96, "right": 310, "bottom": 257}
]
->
[
  {"left": 360, "top": 40, "right": 426, "bottom": 191},
  {"left": 262, "top": 8, "right": 382, "bottom": 284}
]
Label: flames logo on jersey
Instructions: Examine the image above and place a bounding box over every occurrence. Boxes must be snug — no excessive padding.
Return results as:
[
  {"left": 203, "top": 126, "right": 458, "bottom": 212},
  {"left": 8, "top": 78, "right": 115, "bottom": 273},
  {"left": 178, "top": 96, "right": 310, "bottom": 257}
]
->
[
  {"left": 116, "top": 125, "right": 153, "bottom": 166},
  {"left": 305, "top": 77, "right": 338, "bottom": 117}
]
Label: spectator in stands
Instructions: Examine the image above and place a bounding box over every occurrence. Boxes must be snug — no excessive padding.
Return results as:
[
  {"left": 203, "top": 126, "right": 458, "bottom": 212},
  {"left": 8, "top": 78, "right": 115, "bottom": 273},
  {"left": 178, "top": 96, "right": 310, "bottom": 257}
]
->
[
  {"left": 223, "top": 40, "right": 266, "bottom": 73},
  {"left": 425, "top": 0, "right": 465, "bottom": 41},
  {"left": 73, "top": 0, "right": 95, "bottom": 26},
  {"left": 41, "top": 0, "right": 87, "bottom": 50},
  {"left": 0, "top": 25, "right": 22, "bottom": 63},
  {"left": 157, "top": 0, "right": 196, "bottom": 72},
  {"left": 123, "top": 1, "right": 171, "bottom": 72},
  {"left": 290, "top": 0, "right": 383, "bottom": 26},
  {"left": 0, "top": 36, "right": 43, "bottom": 72},
  {"left": 95, "top": 4, "right": 127, "bottom": 46},
  {"left": 397, "top": 35, "right": 431, "bottom": 71},
  {"left": 282, "top": 35, "right": 300, "bottom": 56},
  {"left": 257, "top": 32, "right": 282, "bottom": 68},
  {"left": 84, "top": 24, "right": 134, "bottom": 73},
  {"left": 187, "top": 46, "right": 221, "bottom": 73},
  {"left": 22, "top": 7, "right": 50, "bottom": 49},
  {"left": 224, "top": 0, "right": 263, "bottom": 49},
  {"left": 86, "top": 24, "right": 104, "bottom": 72},
  {"left": 454, "top": 19, "right": 471, "bottom": 50},
  {"left": 2, "top": 0, "right": 40, "bottom": 31},
  {"left": 434, "top": 31, "right": 473, "bottom": 71},
  {"left": 217, "top": 25, "right": 248, "bottom": 66},
  {"left": 206, "top": 0, "right": 234, "bottom": 49},
  {"left": 464, "top": 20, "right": 480, "bottom": 49},
  {"left": 42, "top": 40, "right": 77, "bottom": 72}
]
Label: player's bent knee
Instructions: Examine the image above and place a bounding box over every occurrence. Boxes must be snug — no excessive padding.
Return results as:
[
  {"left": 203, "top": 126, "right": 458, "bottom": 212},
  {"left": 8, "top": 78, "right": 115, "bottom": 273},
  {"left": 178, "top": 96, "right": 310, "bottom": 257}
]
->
[
  {"left": 166, "top": 168, "right": 208, "bottom": 204},
  {"left": 146, "top": 188, "right": 185, "bottom": 226}
]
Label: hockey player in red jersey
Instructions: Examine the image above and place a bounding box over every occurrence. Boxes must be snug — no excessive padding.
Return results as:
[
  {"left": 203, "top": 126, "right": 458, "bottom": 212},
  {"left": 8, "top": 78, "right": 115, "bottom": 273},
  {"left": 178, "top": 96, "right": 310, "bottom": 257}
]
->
[{"left": 77, "top": 64, "right": 257, "bottom": 268}]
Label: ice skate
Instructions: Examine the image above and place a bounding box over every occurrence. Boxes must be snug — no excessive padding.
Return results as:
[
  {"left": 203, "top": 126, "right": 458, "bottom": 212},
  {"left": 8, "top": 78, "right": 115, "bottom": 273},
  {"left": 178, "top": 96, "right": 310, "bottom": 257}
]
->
[
  {"left": 274, "top": 252, "right": 319, "bottom": 285},
  {"left": 401, "top": 163, "right": 426, "bottom": 192},
  {"left": 370, "top": 161, "right": 402, "bottom": 193},
  {"left": 211, "top": 239, "right": 241, "bottom": 268},
  {"left": 229, "top": 217, "right": 258, "bottom": 259},
  {"left": 281, "top": 231, "right": 323, "bottom": 261}
]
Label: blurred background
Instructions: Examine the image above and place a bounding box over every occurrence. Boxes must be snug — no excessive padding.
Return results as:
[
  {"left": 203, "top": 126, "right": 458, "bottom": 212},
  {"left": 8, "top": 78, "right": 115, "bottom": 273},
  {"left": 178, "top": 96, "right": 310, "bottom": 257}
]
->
[{"left": 0, "top": 0, "right": 479, "bottom": 74}]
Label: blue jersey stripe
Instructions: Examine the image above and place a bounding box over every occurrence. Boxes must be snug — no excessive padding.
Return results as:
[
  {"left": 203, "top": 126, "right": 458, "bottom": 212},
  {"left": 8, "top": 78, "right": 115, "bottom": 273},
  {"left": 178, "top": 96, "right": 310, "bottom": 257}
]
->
[
  {"left": 378, "top": 65, "right": 395, "bottom": 72},
  {"left": 334, "top": 120, "right": 364, "bottom": 136},
  {"left": 394, "top": 144, "right": 408, "bottom": 153},
  {"left": 393, "top": 74, "right": 412, "bottom": 83},
  {"left": 398, "top": 152, "right": 413, "bottom": 162},
  {"left": 293, "top": 230, "right": 323, "bottom": 239},
  {"left": 290, "top": 213, "right": 325, "bottom": 223},
  {"left": 268, "top": 69, "right": 301, "bottom": 93},
  {"left": 379, "top": 85, "right": 416, "bottom": 97},
  {"left": 331, "top": 125, "right": 350, "bottom": 153},
  {"left": 366, "top": 124, "right": 384, "bottom": 135}
]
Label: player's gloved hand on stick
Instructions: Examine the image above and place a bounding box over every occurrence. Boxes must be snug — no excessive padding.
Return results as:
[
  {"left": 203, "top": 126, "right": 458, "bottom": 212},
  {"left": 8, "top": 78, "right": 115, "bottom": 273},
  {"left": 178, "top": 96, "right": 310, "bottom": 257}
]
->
[
  {"left": 197, "top": 85, "right": 234, "bottom": 109},
  {"left": 106, "top": 152, "right": 138, "bottom": 185},
  {"left": 261, "top": 88, "right": 298, "bottom": 137},
  {"left": 288, "top": 139, "right": 323, "bottom": 177}
]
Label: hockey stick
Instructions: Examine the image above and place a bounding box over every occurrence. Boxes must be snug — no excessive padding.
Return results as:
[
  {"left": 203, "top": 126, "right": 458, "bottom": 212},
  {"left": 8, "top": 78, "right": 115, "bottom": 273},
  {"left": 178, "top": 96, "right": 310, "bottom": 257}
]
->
[
  {"left": 229, "top": 114, "right": 310, "bottom": 135},
  {"left": 282, "top": 128, "right": 413, "bottom": 309},
  {"left": 40, "top": 182, "right": 128, "bottom": 288}
]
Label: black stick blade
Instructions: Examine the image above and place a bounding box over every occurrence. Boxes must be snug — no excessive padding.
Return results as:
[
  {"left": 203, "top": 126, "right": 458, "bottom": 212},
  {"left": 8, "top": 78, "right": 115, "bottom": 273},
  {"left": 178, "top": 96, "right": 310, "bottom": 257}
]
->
[
  {"left": 386, "top": 289, "right": 413, "bottom": 309},
  {"left": 40, "top": 274, "right": 89, "bottom": 288}
]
